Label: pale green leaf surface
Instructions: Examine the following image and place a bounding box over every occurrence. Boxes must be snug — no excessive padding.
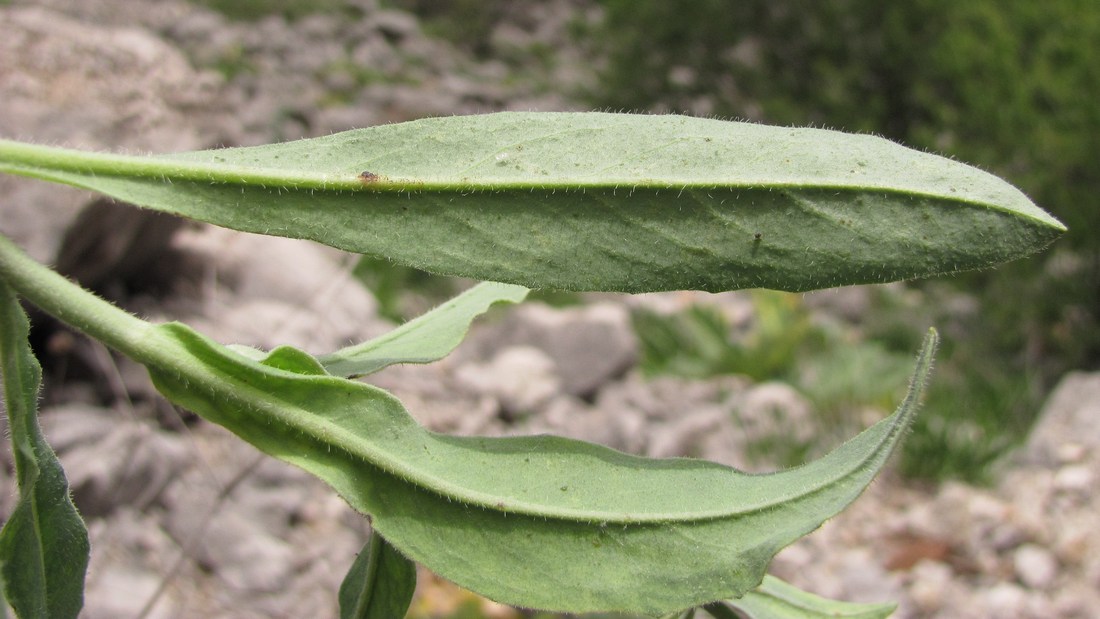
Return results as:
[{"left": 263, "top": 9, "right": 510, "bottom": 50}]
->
[
  {"left": 0, "top": 282, "right": 89, "bottom": 619},
  {"left": 725, "top": 575, "right": 895, "bottom": 619},
  {"left": 338, "top": 531, "right": 416, "bottom": 619},
  {"left": 0, "top": 113, "right": 1064, "bottom": 293},
  {"left": 0, "top": 234, "right": 937, "bottom": 615},
  {"left": 319, "top": 281, "right": 528, "bottom": 377},
  {"left": 147, "top": 325, "right": 936, "bottom": 615}
]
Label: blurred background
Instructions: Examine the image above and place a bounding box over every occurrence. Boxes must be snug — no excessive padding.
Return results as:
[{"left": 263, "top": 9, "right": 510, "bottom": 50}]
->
[
  {"left": 1, "top": 0, "right": 1097, "bottom": 617},
  {"left": 289, "top": 0, "right": 1096, "bottom": 485}
]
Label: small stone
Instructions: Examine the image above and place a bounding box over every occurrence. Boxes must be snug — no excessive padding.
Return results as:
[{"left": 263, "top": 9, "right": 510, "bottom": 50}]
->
[
  {"left": 41, "top": 407, "right": 191, "bottom": 517},
  {"left": 645, "top": 408, "right": 729, "bottom": 459},
  {"left": 200, "top": 510, "right": 298, "bottom": 592},
  {"left": 983, "top": 583, "right": 1029, "bottom": 618},
  {"left": 369, "top": 9, "right": 420, "bottom": 42},
  {"left": 908, "top": 560, "right": 953, "bottom": 613},
  {"left": 455, "top": 346, "right": 561, "bottom": 415},
  {"left": 1054, "top": 517, "right": 1094, "bottom": 565},
  {"left": 1014, "top": 543, "right": 1059, "bottom": 590},
  {"left": 533, "top": 394, "right": 643, "bottom": 451},
  {"left": 1024, "top": 372, "right": 1100, "bottom": 465},
  {"left": 732, "top": 382, "right": 815, "bottom": 444},
  {"left": 1053, "top": 464, "right": 1094, "bottom": 493},
  {"left": 469, "top": 302, "right": 637, "bottom": 398},
  {"left": 1052, "top": 583, "right": 1100, "bottom": 618},
  {"left": 1055, "top": 442, "right": 1087, "bottom": 464},
  {"left": 83, "top": 566, "right": 167, "bottom": 619}
]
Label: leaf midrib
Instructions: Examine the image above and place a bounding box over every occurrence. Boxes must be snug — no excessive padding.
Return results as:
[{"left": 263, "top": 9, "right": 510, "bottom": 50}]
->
[{"left": 0, "top": 139, "right": 1054, "bottom": 228}]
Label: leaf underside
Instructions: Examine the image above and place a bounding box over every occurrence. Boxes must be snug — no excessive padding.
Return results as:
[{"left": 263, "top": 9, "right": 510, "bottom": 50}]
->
[
  {"left": 0, "top": 282, "right": 89, "bottom": 619},
  {"left": 0, "top": 113, "right": 1064, "bottom": 293}
]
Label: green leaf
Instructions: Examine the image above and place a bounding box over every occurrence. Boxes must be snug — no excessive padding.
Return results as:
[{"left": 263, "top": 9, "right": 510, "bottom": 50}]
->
[
  {"left": 0, "top": 113, "right": 1064, "bottom": 293},
  {"left": 149, "top": 324, "right": 933, "bottom": 616},
  {"left": 319, "top": 281, "right": 529, "bottom": 377},
  {"left": 723, "top": 575, "right": 896, "bottom": 619},
  {"left": 0, "top": 233, "right": 936, "bottom": 615},
  {"left": 339, "top": 530, "right": 417, "bottom": 619},
  {"left": 0, "top": 282, "right": 89, "bottom": 619}
]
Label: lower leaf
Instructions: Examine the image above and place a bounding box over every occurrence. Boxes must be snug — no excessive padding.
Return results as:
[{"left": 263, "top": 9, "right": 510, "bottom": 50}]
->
[
  {"left": 339, "top": 530, "right": 417, "bottom": 619},
  {"left": 0, "top": 282, "right": 89, "bottom": 619}
]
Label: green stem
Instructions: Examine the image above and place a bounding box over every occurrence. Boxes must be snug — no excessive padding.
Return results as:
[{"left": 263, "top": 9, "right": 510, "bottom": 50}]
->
[{"left": 0, "top": 232, "right": 155, "bottom": 362}]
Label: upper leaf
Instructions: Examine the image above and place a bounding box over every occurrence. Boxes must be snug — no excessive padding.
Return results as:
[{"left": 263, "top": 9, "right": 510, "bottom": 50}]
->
[{"left": 0, "top": 113, "right": 1064, "bottom": 293}]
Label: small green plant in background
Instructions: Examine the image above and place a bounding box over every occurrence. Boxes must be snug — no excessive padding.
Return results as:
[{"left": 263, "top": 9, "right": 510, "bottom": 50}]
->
[
  {"left": 634, "top": 291, "right": 918, "bottom": 465},
  {"left": 193, "top": 0, "right": 350, "bottom": 21},
  {"left": 634, "top": 291, "right": 821, "bottom": 383},
  {"left": 0, "top": 112, "right": 1063, "bottom": 618}
]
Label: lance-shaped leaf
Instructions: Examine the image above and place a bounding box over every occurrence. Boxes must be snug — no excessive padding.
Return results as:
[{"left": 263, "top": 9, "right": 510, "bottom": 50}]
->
[
  {"left": 339, "top": 531, "right": 417, "bottom": 619},
  {"left": 0, "top": 281, "right": 89, "bottom": 619},
  {"left": 721, "top": 575, "right": 896, "bottom": 619},
  {"left": 0, "top": 113, "right": 1064, "bottom": 293},
  {"left": 319, "top": 281, "right": 528, "bottom": 377},
  {"left": 0, "top": 234, "right": 939, "bottom": 616}
]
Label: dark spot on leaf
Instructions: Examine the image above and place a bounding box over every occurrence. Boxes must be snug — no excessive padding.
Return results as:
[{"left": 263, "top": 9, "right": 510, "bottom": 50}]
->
[{"left": 753, "top": 232, "right": 763, "bottom": 241}]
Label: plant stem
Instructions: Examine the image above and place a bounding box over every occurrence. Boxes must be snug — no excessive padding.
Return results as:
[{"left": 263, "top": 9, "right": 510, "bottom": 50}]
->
[{"left": 0, "top": 232, "right": 154, "bottom": 361}]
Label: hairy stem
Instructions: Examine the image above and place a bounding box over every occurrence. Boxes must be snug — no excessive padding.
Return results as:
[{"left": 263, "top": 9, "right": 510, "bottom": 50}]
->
[{"left": 0, "top": 233, "right": 152, "bottom": 355}]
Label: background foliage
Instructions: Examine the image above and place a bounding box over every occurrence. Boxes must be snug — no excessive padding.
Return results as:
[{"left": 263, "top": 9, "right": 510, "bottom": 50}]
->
[{"left": 593, "top": 0, "right": 1099, "bottom": 481}]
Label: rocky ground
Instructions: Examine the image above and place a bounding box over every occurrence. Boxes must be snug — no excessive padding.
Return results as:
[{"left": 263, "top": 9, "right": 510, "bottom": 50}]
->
[{"left": 0, "top": 2, "right": 1097, "bottom": 618}]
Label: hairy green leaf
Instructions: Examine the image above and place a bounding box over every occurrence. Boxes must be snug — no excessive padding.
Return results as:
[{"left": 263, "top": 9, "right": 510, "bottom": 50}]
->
[
  {"left": 159, "top": 326, "right": 933, "bottom": 616},
  {"left": 319, "top": 281, "right": 528, "bottom": 377},
  {"left": 339, "top": 531, "right": 417, "bottom": 619},
  {"left": 724, "top": 575, "right": 896, "bottom": 619},
  {"left": 0, "top": 113, "right": 1064, "bottom": 293},
  {"left": 0, "top": 235, "right": 935, "bottom": 615},
  {"left": 0, "top": 282, "right": 89, "bottom": 619}
]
